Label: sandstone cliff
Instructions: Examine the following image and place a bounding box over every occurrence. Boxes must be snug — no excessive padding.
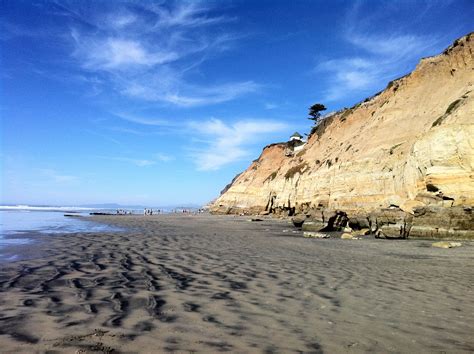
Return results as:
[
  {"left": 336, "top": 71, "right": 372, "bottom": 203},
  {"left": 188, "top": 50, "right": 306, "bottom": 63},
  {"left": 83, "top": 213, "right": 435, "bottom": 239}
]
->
[{"left": 211, "top": 33, "right": 474, "bottom": 239}]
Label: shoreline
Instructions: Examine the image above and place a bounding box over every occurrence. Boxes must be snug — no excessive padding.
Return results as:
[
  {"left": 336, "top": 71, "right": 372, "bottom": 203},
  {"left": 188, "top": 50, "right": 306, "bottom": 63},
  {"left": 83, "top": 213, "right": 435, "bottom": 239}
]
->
[{"left": 0, "top": 214, "right": 473, "bottom": 352}]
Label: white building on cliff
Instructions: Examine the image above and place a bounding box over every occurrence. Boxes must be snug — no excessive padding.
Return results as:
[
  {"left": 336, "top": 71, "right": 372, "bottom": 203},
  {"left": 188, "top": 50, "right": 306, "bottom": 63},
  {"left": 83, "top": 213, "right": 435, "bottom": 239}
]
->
[
  {"left": 290, "top": 132, "right": 304, "bottom": 142},
  {"left": 286, "top": 132, "right": 306, "bottom": 156}
]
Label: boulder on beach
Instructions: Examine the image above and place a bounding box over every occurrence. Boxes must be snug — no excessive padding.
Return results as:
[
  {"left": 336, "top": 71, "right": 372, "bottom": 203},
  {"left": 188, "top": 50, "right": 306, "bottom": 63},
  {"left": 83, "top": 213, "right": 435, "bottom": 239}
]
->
[
  {"left": 301, "top": 221, "right": 326, "bottom": 232},
  {"left": 292, "top": 214, "right": 306, "bottom": 227},
  {"left": 432, "top": 241, "right": 462, "bottom": 249}
]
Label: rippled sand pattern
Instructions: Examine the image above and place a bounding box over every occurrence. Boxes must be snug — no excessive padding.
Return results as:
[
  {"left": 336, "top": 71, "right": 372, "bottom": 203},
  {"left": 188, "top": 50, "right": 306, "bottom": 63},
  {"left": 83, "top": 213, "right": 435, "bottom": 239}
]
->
[{"left": 0, "top": 214, "right": 473, "bottom": 353}]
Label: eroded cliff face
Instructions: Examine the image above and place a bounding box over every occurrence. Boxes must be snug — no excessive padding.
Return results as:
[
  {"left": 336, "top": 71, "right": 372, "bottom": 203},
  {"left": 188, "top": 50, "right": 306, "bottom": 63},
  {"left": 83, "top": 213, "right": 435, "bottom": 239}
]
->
[{"left": 211, "top": 33, "right": 474, "bottom": 239}]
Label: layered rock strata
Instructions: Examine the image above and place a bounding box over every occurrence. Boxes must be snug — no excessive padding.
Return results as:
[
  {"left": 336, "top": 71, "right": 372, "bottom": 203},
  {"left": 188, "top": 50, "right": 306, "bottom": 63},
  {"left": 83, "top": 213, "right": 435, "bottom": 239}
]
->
[{"left": 210, "top": 33, "right": 474, "bottom": 239}]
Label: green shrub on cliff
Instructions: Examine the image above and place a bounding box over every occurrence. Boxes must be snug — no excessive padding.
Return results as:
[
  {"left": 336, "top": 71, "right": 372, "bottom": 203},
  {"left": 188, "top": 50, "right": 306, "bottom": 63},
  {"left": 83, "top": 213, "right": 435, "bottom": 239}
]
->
[
  {"left": 445, "top": 99, "right": 462, "bottom": 114},
  {"left": 264, "top": 171, "right": 278, "bottom": 182},
  {"left": 284, "top": 163, "right": 308, "bottom": 179},
  {"left": 432, "top": 97, "right": 465, "bottom": 127}
]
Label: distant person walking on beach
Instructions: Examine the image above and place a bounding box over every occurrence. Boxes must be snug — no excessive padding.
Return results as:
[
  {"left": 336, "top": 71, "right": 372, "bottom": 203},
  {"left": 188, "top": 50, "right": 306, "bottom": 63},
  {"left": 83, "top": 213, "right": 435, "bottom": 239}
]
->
[{"left": 143, "top": 208, "right": 153, "bottom": 216}]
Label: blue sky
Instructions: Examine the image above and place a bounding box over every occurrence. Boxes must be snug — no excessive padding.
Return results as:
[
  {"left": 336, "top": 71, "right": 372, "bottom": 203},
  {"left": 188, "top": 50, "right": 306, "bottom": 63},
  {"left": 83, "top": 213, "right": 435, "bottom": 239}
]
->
[{"left": 1, "top": 0, "right": 473, "bottom": 206}]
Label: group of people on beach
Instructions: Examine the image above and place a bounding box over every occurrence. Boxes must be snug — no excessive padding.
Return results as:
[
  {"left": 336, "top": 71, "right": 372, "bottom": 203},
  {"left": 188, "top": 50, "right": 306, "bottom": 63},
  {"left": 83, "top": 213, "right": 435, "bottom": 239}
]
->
[
  {"left": 171, "top": 208, "right": 206, "bottom": 214},
  {"left": 144, "top": 208, "right": 161, "bottom": 215},
  {"left": 114, "top": 208, "right": 206, "bottom": 216}
]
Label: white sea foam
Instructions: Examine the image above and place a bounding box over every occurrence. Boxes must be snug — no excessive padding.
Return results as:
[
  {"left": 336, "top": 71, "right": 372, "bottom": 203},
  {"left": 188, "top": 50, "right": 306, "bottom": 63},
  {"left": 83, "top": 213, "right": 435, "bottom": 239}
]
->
[
  {"left": 0, "top": 205, "right": 99, "bottom": 211},
  {"left": 0, "top": 210, "right": 124, "bottom": 259}
]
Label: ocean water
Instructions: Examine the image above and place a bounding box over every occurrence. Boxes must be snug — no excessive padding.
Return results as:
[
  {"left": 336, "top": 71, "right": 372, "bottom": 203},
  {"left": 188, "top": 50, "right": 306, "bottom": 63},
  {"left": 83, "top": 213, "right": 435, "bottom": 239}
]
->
[{"left": 0, "top": 206, "right": 124, "bottom": 261}]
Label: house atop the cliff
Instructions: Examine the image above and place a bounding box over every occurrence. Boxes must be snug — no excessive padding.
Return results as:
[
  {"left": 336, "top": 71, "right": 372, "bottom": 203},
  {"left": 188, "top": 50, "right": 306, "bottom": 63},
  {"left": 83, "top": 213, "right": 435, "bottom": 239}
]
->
[
  {"left": 286, "top": 132, "right": 306, "bottom": 156},
  {"left": 290, "top": 132, "right": 304, "bottom": 141}
]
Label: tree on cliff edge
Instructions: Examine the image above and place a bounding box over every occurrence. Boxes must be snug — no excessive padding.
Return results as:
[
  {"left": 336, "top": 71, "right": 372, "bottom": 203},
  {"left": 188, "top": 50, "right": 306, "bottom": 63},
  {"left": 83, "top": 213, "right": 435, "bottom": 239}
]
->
[{"left": 308, "top": 103, "right": 327, "bottom": 124}]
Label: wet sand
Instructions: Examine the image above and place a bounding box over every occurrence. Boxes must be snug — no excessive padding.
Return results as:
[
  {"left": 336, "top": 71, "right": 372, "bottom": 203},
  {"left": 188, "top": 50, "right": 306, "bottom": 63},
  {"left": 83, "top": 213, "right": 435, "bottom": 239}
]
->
[{"left": 0, "top": 214, "right": 473, "bottom": 353}]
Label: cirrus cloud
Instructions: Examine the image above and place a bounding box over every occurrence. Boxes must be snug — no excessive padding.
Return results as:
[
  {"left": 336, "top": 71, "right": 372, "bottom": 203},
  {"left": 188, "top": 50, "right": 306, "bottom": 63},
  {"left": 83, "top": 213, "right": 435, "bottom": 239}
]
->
[
  {"left": 68, "top": 2, "right": 259, "bottom": 107},
  {"left": 317, "top": 32, "right": 438, "bottom": 102},
  {"left": 188, "top": 118, "right": 288, "bottom": 171}
]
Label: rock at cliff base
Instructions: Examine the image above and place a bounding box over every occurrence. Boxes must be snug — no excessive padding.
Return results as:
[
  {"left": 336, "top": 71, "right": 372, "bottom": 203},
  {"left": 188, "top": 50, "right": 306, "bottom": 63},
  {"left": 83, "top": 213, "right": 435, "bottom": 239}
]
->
[
  {"left": 353, "top": 228, "right": 370, "bottom": 236},
  {"left": 432, "top": 241, "right": 462, "bottom": 249},
  {"left": 376, "top": 224, "right": 409, "bottom": 239},
  {"left": 292, "top": 214, "right": 306, "bottom": 227},
  {"left": 302, "top": 222, "right": 326, "bottom": 232},
  {"left": 341, "top": 233, "right": 354, "bottom": 239},
  {"left": 400, "top": 200, "right": 426, "bottom": 215},
  {"left": 303, "top": 232, "right": 329, "bottom": 238}
]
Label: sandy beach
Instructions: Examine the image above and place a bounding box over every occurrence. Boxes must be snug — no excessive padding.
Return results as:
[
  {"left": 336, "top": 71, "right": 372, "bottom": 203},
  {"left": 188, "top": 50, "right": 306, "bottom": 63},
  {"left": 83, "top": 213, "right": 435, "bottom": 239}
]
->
[{"left": 0, "top": 214, "right": 473, "bottom": 353}]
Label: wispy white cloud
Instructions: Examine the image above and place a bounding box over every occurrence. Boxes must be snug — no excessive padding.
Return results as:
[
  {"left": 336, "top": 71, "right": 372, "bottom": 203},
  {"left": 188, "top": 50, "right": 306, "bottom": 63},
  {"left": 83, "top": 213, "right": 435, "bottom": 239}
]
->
[
  {"left": 97, "top": 153, "right": 173, "bottom": 167},
  {"left": 108, "top": 111, "right": 288, "bottom": 170},
  {"left": 98, "top": 156, "right": 156, "bottom": 167},
  {"left": 106, "top": 12, "right": 137, "bottom": 29},
  {"left": 188, "top": 118, "right": 287, "bottom": 171},
  {"left": 154, "top": 153, "right": 174, "bottom": 162},
  {"left": 148, "top": 2, "right": 233, "bottom": 29},
  {"left": 67, "top": 2, "right": 256, "bottom": 106},
  {"left": 108, "top": 126, "right": 144, "bottom": 135},
  {"left": 113, "top": 112, "right": 175, "bottom": 126},
  {"left": 123, "top": 79, "right": 260, "bottom": 107},
  {"left": 316, "top": 5, "right": 440, "bottom": 102},
  {"left": 122, "top": 158, "right": 156, "bottom": 167},
  {"left": 72, "top": 35, "right": 179, "bottom": 70},
  {"left": 317, "top": 32, "right": 437, "bottom": 101},
  {"left": 107, "top": 125, "right": 174, "bottom": 137},
  {"left": 264, "top": 102, "right": 278, "bottom": 110},
  {"left": 349, "top": 33, "right": 431, "bottom": 58}
]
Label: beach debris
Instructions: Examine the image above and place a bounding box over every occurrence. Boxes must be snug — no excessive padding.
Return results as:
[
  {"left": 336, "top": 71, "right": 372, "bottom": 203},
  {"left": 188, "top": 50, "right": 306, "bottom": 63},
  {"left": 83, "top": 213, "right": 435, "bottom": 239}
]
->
[
  {"left": 432, "top": 241, "right": 462, "bottom": 249},
  {"left": 341, "top": 233, "right": 354, "bottom": 239},
  {"left": 250, "top": 218, "right": 264, "bottom": 222},
  {"left": 341, "top": 233, "right": 361, "bottom": 240},
  {"left": 303, "top": 231, "right": 329, "bottom": 238}
]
